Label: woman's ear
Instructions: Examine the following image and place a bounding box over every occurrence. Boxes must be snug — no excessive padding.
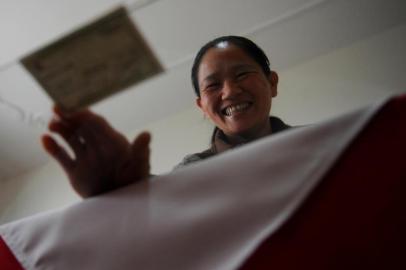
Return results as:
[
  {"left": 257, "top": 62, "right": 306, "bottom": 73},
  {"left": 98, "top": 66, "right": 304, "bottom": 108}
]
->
[
  {"left": 196, "top": 98, "right": 206, "bottom": 113},
  {"left": 196, "top": 97, "right": 202, "bottom": 109},
  {"left": 196, "top": 98, "right": 209, "bottom": 119},
  {"left": 268, "top": 71, "right": 278, "bottom": 97}
]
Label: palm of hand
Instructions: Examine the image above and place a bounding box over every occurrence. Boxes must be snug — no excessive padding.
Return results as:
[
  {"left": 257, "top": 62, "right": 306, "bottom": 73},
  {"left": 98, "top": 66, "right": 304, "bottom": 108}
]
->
[
  {"left": 42, "top": 108, "right": 151, "bottom": 198},
  {"left": 69, "top": 132, "right": 131, "bottom": 197}
]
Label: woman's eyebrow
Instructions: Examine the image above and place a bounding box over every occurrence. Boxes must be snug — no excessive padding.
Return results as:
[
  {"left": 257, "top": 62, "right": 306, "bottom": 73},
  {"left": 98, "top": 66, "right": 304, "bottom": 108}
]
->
[{"left": 201, "top": 73, "right": 219, "bottom": 85}]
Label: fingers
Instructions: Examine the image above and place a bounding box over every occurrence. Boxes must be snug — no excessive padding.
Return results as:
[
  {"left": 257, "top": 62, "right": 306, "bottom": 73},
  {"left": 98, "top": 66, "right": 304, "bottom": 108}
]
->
[
  {"left": 41, "top": 135, "right": 74, "bottom": 172},
  {"left": 51, "top": 106, "right": 105, "bottom": 152},
  {"left": 54, "top": 106, "right": 107, "bottom": 131},
  {"left": 54, "top": 105, "right": 125, "bottom": 147},
  {"left": 48, "top": 118, "right": 86, "bottom": 155}
]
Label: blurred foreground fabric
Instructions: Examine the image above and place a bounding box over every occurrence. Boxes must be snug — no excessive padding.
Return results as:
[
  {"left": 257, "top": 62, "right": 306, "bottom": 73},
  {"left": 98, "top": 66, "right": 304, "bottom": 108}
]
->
[{"left": 1, "top": 94, "right": 405, "bottom": 270}]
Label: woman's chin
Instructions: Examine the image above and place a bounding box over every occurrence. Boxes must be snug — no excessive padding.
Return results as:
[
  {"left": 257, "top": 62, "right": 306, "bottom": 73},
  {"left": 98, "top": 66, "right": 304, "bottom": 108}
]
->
[{"left": 224, "top": 125, "right": 256, "bottom": 138}]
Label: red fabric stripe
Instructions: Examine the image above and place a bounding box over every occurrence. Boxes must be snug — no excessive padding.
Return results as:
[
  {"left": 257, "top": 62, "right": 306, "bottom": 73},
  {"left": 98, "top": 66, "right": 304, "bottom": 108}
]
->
[
  {"left": 0, "top": 236, "right": 24, "bottom": 270},
  {"left": 240, "top": 94, "right": 406, "bottom": 270}
]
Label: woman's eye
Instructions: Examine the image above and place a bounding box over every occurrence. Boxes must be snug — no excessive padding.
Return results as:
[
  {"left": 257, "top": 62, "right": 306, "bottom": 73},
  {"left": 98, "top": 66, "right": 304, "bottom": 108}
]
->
[
  {"left": 236, "top": 72, "right": 250, "bottom": 80},
  {"left": 205, "top": 83, "right": 220, "bottom": 91}
]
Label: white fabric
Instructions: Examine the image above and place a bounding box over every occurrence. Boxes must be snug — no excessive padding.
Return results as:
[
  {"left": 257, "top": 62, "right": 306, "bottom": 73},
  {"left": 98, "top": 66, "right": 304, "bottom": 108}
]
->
[{"left": 0, "top": 99, "right": 386, "bottom": 270}]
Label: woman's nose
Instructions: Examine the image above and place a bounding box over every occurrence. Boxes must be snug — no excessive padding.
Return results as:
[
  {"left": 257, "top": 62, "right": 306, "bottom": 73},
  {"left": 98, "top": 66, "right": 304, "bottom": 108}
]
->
[{"left": 221, "top": 79, "right": 242, "bottom": 99}]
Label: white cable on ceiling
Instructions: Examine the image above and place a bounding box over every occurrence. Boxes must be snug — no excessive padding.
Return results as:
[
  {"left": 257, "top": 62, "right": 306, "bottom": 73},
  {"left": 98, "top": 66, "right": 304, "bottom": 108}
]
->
[{"left": 126, "top": 0, "right": 161, "bottom": 12}]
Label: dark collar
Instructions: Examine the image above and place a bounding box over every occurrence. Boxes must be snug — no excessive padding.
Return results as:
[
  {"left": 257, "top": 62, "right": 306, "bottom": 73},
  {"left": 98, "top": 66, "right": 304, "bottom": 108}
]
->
[{"left": 212, "top": 116, "right": 290, "bottom": 154}]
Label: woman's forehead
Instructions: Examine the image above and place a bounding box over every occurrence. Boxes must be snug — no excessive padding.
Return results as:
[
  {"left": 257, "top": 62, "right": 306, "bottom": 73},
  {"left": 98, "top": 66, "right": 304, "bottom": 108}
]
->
[
  {"left": 202, "top": 44, "right": 251, "bottom": 62},
  {"left": 198, "top": 47, "right": 258, "bottom": 78}
]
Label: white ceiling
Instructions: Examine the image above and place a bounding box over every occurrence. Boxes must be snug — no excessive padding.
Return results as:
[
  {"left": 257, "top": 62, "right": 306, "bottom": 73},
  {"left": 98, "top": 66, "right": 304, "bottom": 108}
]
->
[{"left": 0, "top": 0, "right": 405, "bottom": 181}]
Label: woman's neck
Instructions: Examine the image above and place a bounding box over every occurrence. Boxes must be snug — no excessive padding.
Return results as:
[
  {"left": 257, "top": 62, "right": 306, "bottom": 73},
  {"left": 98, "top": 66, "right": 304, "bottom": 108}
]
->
[{"left": 223, "top": 121, "right": 272, "bottom": 145}]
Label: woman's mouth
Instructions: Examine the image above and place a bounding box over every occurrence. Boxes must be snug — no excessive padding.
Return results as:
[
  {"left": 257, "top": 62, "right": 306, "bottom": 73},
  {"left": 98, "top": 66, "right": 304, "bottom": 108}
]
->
[{"left": 222, "top": 102, "right": 252, "bottom": 116}]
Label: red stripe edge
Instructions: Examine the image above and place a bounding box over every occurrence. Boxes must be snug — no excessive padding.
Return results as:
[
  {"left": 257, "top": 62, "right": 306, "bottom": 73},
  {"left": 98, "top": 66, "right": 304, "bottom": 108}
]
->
[{"left": 0, "top": 235, "right": 24, "bottom": 270}]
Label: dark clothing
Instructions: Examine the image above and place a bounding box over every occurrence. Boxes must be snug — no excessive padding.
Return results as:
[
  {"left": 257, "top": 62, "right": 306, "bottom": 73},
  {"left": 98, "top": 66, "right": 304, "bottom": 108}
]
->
[{"left": 174, "top": 116, "right": 290, "bottom": 169}]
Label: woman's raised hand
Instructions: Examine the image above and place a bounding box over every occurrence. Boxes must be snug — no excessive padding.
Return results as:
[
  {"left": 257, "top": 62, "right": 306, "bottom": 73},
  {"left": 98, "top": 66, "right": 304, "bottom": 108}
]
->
[{"left": 41, "top": 107, "right": 151, "bottom": 198}]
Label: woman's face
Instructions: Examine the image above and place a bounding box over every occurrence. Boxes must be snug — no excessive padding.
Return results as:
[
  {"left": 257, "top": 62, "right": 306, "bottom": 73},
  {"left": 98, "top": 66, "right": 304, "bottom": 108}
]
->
[{"left": 196, "top": 44, "right": 278, "bottom": 138}]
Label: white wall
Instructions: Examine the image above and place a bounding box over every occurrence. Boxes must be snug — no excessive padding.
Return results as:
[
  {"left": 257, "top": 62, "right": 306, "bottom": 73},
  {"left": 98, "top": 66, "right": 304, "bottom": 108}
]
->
[
  {"left": 273, "top": 23, "right": 406, "bottom": 125},
  {"left": 0, "top": 160, "right": 79, "bottom": 224},
  {"left": 1, "top": 23, "right": 405, "bottom": 225}
]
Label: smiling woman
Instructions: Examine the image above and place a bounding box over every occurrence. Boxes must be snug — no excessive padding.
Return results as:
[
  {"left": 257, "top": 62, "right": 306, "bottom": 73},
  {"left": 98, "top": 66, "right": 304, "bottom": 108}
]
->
[
  {"left": 42, "top": 35, "right": 290, "bottom": 198},
  {"left": 176, "top": 36, "right": 290, "bottom": 168},
  {"left": 197, "top": 45, "right": 276, "bottom": 137}
]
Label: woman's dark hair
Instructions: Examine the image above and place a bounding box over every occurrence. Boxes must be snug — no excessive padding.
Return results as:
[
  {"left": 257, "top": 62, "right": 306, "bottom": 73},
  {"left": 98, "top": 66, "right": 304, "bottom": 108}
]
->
[{"left": 191, "top": 35, "right": 271, "bottom": 97}]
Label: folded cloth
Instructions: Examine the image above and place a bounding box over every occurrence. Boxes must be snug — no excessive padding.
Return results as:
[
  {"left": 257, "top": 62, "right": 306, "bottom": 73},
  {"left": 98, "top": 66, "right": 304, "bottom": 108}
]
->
[
  {"left": 240, "top": 94, "right": 406, "bottom": 270},
  {"left": 0, "top": 96, "right": 394, "bottom": 270}
]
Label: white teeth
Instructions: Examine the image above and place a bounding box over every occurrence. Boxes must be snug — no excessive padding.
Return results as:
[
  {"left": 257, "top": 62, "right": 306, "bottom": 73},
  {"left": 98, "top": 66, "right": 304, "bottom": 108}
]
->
[{"left": 225, "top": 103, "right": 250, "bottom": 116}]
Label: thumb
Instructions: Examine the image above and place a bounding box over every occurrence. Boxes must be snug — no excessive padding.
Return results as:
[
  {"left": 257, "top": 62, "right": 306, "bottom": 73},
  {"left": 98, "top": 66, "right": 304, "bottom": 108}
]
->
[
  {"left": 130, "top": 132, "right": 151, "bottom": 175},
  {"left": 131, "top": 131, "right": 151, "bottom": 153},
  {"left": 131, "top": 132, "right": 151, "bottom": 166}
]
